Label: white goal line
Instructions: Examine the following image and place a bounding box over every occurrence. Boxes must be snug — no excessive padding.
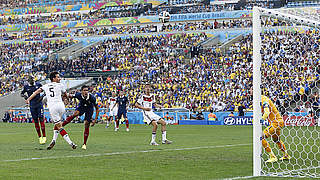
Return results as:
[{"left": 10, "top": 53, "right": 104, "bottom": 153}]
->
[{"left": 2, "top": 143, "right": 250, "bottom": 162}]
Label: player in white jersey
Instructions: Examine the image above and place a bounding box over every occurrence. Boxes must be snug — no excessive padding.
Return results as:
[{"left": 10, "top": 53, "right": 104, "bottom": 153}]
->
[
  {"left": 26, "top": 71, "right": 77, "bottom": 150},
  {"left": 135, "top": 84, "right": 172, "bottom": 145},
  {"left": 106, "top": 91, "right": 118, "bottom": 128}
]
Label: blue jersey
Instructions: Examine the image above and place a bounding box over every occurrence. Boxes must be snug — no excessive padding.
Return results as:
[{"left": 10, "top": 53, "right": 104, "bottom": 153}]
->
[
  {"left": 73, "top": 92, "right": 97, "bottom": 110},
  {"left": 116, "top": 96, "right": 128, "bottom": 110},
  {"left": 21, "top": 83, "right": 43, "bottom": 108}
]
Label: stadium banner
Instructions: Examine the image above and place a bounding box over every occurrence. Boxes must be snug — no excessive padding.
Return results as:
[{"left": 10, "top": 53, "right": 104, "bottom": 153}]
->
[
  {"left": 223, "top": 116, "right": 253, "bottom": 125},
  {"left": 169, "top": 10, "right": 251, "bottom": 22},
  {"left": 0, "top": 11, "right": 251, "bottom": 32},
  {"left": 0, "top": 0, "right": 167, "bottom": 16},
  {"left": 283, "top": 115, "right": 316, "bottom": 127}
]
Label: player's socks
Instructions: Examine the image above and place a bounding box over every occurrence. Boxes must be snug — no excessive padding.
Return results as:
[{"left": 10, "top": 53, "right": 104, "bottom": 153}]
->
[
  {"left": 125, "top": 119, "right": 129, "bottom": 129},
  {"left": 62, "top": 115, "right": 75, "bottom": 126},
  {"left": 59, "top": 128, "right": 73, "bottom": 145},
  {"left": 161, "top": 131, "right": 167, "bottom": 141},
  {"left": 116, "top": 120, "right": 119, "bottom": 129},
  {"left": 84, "top": 127, "right": 89, "bottom": 145},
  {"left": 40, "top": 120, "right": 46, "bottom": 137},
  {"left": 151, "top": 131, "right": 156, "bottom": 143},
  {"left": 34, "top": 121, "right": 41, "bottom": 137},
  {"left": 52, "top": 130, "right": 59, "bottom": 142}
]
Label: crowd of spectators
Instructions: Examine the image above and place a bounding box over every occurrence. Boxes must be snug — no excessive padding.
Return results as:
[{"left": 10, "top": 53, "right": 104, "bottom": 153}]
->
[
  {"left": 0, "top": 19, "right": 254, "bottom": 41},
  {"left": 0, "top": 3, "right": 148, "bottom": 26},
  {"left": 60, "top": 30, "right": 318, "bottom": 115},
  {"left": 0, "top": 0, "right": 102, "bottom": 9},
  {"left": 260, "top": 30, "right": 320, "bottom": 115},
  {"left": 0, "top": 39, "right": 77, "bottom": 97}
]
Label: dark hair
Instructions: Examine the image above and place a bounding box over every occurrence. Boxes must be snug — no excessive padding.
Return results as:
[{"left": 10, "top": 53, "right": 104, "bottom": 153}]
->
[
  {"left": 81, "top": 85, "right": 89, "bottom": 90},
  {"left": 210, "top": 109, "right": 213, "bottom": 113},
  {"left": 49, "top": 71, "right": 59, "bottom": 81}
]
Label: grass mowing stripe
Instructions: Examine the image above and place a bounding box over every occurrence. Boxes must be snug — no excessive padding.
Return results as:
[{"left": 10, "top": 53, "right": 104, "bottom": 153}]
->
[{"left": 2, "top": 143, "right": 250, "bottom": 162}]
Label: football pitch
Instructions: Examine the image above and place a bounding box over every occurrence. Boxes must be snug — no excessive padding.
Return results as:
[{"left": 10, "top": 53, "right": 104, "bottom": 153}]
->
[{"left": 0, "top": 123, "right": 308, "bottom": 179}]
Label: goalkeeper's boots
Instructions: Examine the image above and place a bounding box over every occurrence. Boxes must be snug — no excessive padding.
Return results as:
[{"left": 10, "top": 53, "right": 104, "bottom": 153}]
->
[
  {"left": 266, "top": 155, "right": 278, "bottom": 163},
  {"left": 162, "top": 140, "right": 173, "bottom": 144},
  {"left": 280, "top": 154, "right": 291, "bottom": 161},
  {"left": 47, "top": 140, "right": 56, "bottom": 150}
]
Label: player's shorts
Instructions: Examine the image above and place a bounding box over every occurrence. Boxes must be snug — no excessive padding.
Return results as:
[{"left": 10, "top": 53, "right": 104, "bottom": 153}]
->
[
  {"left": 263, "top": 119, "right": 284, "bottom": 139},
  {"left": 143, "top": 110, "right": 162, "bottom": 125},
  {"left": 48, "top": 102, "right": 65, "bottom": 124},
  {"left": 117, "top": 109, "right": 127, "bottom": 119},
  {"left": 30, "top": 106, "right": 44, "bottom": 122},
  {"left": 76, "top": 106, "right": 94, "bottom": 122},
  {"left": 109, "top": 108, "right": 118, "bottom": 117}
]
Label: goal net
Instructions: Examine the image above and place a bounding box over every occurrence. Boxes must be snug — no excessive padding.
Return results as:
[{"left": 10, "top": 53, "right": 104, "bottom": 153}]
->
[{"left": 253, "top": 7, "right": 320, "bottom": 178}]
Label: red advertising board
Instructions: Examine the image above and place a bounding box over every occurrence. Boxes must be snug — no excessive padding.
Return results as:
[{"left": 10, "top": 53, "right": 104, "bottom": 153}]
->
[{"left": 283, "top": 115, "right": 316, "bottom": 127}]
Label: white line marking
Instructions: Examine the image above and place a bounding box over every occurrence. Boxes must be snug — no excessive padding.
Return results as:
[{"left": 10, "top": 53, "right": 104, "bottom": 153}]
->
[
  {"left": 222, "top": 175, "right": 256, "bottom": 180},
  {"left": 2, "top": 143, "right": 250, "bottom": 162}
]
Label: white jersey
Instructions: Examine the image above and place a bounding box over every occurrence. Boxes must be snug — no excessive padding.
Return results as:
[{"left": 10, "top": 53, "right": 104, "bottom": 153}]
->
[
  {"left": 108, "top": 96, "right": 117, "bottom": 109},
  {"left": 137, "top": 94, "right": 162, "bottom": 124},
  {"left": 137, "top": 94, "right": 155, "bottom": 110},
  {"left": 41, "top": 82, "right": 66, "bottom": 105}
]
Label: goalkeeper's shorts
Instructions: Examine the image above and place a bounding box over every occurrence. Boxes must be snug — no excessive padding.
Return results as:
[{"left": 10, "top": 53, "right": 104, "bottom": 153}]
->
[{"left": 263, "top": 120, "right": 284, "bottom": 138}]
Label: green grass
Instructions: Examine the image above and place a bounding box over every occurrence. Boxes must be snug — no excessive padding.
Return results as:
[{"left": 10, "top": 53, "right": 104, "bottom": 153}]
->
[{"left": 0, "top": 123, "right": 317, "bottom": 179}]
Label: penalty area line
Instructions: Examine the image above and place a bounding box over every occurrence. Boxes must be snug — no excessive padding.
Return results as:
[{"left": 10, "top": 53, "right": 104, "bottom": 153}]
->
[{"left": 3, "top": 143, "right": 250, "bottom": 162}]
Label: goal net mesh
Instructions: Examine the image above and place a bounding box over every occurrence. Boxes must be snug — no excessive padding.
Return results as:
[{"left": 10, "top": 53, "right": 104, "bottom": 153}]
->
[{"left": 255, "top": 7, "right": 320, "bottom": 178}]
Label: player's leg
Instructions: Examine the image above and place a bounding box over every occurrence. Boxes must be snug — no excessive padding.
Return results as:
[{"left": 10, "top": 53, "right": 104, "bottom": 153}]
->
[
  {"left": 124, "top": 110, "right": 129, "bottom": 131},
  {"left": 47, "top": 105, "right": 77, "bottom": 150},
  {"left": 38, "top": 107, "right": 46, "bottom": 144},
  {"left": 82, "top": 120, "right": 90, "bottom": 150},
  {"left": 262, "top": 126, "right": 277, "bottom": 163},
  {"left": 30, "top": 107, "right": 42, "bottom": 144},
  {"left": 62, "top": 110, "right": 80, "bottom": 126},
  {"left": 150, "top": 120, "right": 159, "bottom": 145},
  {"left": 115, "top": 111, "right": 121, "bottom": 131},
  {"left": 82, "top": 110, "right": 93, "bottom": 149},
  {"left": 272, "top": 124, "right": 290, "bottom": 160},
  {"left": 158, "top": 119, "right": 172, "bottom": 144},
  {"left": 105, "top": 114, "right": 111, "bottom": 128}
]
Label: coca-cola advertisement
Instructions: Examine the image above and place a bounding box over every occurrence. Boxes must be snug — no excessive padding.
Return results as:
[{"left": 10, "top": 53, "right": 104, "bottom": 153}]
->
[{"left": 283, "top": 115, "right": 316, "bottom": 127}]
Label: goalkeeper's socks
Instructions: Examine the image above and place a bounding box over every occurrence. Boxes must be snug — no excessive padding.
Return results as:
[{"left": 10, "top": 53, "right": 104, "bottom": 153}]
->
[{"left": 151, "top": 131, "right": 156, "bottom": 143}]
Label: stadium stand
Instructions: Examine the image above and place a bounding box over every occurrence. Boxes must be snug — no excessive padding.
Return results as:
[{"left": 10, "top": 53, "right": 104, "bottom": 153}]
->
[{"left": 0, "top": 39, "right": 77, "bottom": 97}]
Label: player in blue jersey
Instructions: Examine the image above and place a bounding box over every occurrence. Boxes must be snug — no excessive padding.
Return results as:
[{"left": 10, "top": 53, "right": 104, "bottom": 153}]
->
[
  {"left": 21, "top": 76, "right": 46, "bottom": 144},
  {"left": 113, "top": 90, "right": 129, "bottom": 132},
  {"left": 62, "top": 85, "right": 100, "bottom": 150}
]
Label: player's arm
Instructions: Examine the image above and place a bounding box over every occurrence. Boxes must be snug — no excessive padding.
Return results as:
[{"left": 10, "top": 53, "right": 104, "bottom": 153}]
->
[
  {"left": 26, "top": 88, "right": 43, "bottom": 104},
  {"left": 261, "top": 102, "right": 271, "bottom": 126},
  {"left": 20, "top": 86, "right": 28, "bottom": 100}
]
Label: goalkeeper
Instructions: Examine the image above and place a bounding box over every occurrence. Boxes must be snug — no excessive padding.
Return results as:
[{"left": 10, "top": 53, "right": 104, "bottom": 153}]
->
[{"left": 261, "top": 95, "right": 291, "bottom": 163}]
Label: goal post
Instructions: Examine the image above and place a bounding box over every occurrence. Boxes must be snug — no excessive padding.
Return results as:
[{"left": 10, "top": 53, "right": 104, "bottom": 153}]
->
[
  {"left": 252, "top": 6, "right": 263, "bottom": 177},
  {"left": 253, "top": 6, "right": 320, "bottom": 178}
]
